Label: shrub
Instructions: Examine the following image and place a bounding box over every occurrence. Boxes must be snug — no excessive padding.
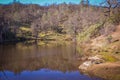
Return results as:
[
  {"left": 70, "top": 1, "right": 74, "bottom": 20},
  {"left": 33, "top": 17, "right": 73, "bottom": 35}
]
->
[
  {"left": 77, "top": 23, "right": 103, "bottom": 42},
  {"left": 109, "top": 13, "right": 120, "bottom": 25}
]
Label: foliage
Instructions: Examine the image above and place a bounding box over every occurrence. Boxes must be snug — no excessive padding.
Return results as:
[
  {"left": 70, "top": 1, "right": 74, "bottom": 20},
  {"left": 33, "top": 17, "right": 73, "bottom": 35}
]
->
[
  {"left": 19, "top": 27, "right": 31, "bottom": 32},
  {"left": 17, "top": 27, "right": 32, "bottom": 38},
  {"left": 109, "top": 13, "right": 120, "bottom": 25},
  {"left": 77, "top": 23, "right": 103, "bottom": 42},
  {"left": 0, "top": 2, "right": 117, "bottom": 42}
]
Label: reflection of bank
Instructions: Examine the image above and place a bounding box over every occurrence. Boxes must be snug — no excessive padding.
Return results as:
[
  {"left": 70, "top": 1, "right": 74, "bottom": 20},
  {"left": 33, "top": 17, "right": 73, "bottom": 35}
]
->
[
  {"left": 0, "top": 16, "right": 4, "bottom": 43},
  {"left": 0, "top": 42, "right": 102, "bottom": 80},
  {"left": 0, "top": 32, "right": 3, "bottom": 43},
  {"left": 0, "top": 42, "right": 80, "bottom": 73},
  {"left": 0, "top": 31, "right": 7, "bottom": 43}
]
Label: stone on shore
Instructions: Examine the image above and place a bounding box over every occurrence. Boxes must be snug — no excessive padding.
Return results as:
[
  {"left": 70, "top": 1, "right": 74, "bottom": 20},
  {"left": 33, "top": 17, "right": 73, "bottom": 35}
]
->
[{"left": 79, "top": 55, "right": 104, "bottom": 70}]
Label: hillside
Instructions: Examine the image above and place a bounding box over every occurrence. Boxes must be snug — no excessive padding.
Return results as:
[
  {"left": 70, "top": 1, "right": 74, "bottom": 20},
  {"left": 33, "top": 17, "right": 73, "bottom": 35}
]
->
[
  {"left": 0, "top": 2, "right": 120, "bottom": 43},
  {"left": 0, "top": 2, "right": 107, "bottom": 42}
]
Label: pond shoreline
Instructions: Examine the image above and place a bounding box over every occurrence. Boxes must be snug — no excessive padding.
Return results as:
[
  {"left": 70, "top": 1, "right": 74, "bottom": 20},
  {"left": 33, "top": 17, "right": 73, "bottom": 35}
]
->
[
  {"left": 87, "top": 62, "right": 120, "bottom": 80},
  {"left": 0, "top": 33, "right": 120, "bottom": 80},
  {"left": 78, "top": 54, "right": 120, "bottom": 80}
]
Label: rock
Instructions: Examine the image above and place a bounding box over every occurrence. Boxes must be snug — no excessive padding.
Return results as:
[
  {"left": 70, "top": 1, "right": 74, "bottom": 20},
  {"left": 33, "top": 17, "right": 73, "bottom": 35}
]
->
[
  {"left": 79, "top": 55, "right": 104, "bottom": 70},
  {"left": 88, "top": 55, "right": 101, "bottom": 60},
  {"left": 79, "top": 61, "right": 92, "bottom": 70}
]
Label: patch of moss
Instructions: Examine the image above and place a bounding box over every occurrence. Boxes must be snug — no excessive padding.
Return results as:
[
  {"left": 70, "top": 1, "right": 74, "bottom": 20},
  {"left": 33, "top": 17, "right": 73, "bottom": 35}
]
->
[
  {"left": 39, "top": 33, "right": 46, "bottom": 37},
  {"left": 39, "top": 31, "right": 71, "bottom": 41},
  {"left": 101, "top": 53, "right": 118, "bottom": 62},
  {"left": 38, "top": 41, "right": 46, "bottom": 46},
  {"left": 19, "top": 27, "right": 31, "bottom": 32},
  {"left": 17, "top": 26, "right": 32, "bottom": 38}
]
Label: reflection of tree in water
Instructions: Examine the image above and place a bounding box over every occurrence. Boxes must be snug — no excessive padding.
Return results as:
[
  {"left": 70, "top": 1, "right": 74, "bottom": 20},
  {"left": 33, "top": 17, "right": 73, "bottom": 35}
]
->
[{"left": 0, "top": 42, "right": 80, "bottom": 73}]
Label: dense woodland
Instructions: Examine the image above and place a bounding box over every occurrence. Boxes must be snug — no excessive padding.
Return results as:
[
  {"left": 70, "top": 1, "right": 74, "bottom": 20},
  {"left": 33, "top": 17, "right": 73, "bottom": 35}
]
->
[{"left": 0, "top": 0, "right": 120, "bottom": 43}]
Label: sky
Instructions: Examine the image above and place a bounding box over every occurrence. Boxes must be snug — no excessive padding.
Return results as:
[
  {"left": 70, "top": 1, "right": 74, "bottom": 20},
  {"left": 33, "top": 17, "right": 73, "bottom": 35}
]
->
[{"left": 0, "top": 0, "right": 104, "bottom": 6}]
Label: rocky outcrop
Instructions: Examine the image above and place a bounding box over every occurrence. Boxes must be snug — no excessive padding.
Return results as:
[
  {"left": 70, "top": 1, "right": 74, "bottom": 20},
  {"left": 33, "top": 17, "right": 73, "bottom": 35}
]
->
[{"left": 79, "top": 55, "right": 104, "bottom": 70}]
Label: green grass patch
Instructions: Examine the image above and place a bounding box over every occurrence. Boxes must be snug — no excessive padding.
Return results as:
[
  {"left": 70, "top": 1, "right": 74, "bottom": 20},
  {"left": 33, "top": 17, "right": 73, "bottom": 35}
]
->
[
  {"left": 17, "top": 26, "right": 32, "bottom": 38},
  {"left": 19, "top": 27, "right": 31, "bottom": 32},
  {"left": 100, "top": 52, "right": 118, "bottom": 62}
]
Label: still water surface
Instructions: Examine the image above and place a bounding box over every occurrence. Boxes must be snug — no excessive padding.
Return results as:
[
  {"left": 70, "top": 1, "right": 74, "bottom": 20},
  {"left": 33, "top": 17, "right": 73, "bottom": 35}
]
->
[{"left": 0, "top": 42, "right": 102, "bottom": 80}]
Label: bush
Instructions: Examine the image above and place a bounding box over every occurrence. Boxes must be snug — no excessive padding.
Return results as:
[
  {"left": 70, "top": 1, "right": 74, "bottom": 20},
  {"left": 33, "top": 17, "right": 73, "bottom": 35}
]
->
[
  {"left": 110, "top": 13, "right": 120, "bottom": 25},
  {"left": 77, "top": 23, "right": 103, "bottom": 42}
]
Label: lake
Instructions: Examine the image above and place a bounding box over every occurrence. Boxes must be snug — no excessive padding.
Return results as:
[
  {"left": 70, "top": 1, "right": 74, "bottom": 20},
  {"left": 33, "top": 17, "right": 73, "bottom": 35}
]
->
[{"left": 0, "top": 41, "right": 103, "bottom": 80}]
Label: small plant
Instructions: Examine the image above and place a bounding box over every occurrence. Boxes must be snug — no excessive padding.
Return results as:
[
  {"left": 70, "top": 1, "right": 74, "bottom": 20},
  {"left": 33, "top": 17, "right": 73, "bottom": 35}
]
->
[{"left": 107, "top": 35, "right": 112, "bottom": 43}]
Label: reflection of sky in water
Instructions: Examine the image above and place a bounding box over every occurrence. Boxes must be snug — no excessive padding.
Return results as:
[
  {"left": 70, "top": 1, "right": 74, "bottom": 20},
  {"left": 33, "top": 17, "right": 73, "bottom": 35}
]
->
[
  {"left": 0, "top": 43, "right": 102, "bottom": 80},
  {"left": 0, "top": 69, "right": 101, "bottom": 80}
]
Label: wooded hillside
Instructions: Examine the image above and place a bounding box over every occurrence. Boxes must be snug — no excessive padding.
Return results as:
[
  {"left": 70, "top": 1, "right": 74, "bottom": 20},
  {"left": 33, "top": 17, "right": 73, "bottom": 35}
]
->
[{"left": 0, "top": 1, "right": 120, "bottom": 43}]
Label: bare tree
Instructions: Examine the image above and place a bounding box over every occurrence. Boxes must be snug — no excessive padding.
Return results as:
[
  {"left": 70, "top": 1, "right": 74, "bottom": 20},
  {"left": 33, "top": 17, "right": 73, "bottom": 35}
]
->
[
  {"left": 101, "top": 0, "right": 120, "bottom": 17},
  {"left": 80, "top": 0, "right": 89, "bottom": 6},
  {"left": 31, "top": 18, "right": 42, "bottom": 40}
]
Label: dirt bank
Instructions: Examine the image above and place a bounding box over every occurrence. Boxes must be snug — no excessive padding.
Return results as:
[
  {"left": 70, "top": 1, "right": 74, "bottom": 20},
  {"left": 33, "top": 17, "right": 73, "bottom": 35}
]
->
[{"left": 87, "top": 62, "right": 120, "bottom": 80}]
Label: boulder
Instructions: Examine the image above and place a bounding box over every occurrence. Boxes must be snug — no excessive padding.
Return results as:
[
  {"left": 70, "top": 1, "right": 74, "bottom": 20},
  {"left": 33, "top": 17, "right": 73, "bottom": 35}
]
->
[
  {"left": 79, "top": 55, "right": 104, "bottom": 70},
  {"left": 79, "top": 61, "right": 92, "bottom": 70},
  {"left": 88, "top": 55, "right": 101, "bottom": 60}
]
